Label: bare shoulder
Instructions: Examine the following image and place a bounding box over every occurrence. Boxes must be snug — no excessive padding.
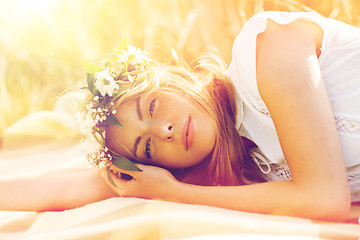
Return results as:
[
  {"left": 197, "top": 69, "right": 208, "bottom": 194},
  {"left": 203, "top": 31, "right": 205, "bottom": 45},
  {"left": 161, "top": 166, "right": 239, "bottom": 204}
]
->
[
  {"left": 256, "top": 17, "right": 323, "bottom": 100},
  {"left": 256, "top": 17, "right": 323, "bottom": 61}
]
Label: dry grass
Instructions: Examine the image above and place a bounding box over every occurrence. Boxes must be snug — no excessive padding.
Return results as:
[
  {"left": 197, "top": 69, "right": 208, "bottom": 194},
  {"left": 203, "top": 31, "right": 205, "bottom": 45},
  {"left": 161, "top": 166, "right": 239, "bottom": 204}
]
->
[{"left": 0, "top": 0, "right": 359, "bottom": 134}]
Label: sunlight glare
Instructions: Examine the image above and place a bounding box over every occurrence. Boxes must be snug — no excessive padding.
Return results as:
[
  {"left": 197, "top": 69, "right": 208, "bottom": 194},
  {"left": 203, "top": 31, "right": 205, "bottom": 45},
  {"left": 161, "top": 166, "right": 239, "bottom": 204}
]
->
[
  {"left": 18, "top": 0, "right": 58, "bottom": 11},
  {"left": 12, "top": 0, "right": 60, "bottom": 20}
]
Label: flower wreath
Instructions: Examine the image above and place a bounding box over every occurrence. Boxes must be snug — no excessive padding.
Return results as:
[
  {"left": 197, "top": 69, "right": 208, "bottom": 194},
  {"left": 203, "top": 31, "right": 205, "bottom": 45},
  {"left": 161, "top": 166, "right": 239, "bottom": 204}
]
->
[{"left": 77, "top": 37, "right": 152, "bottom": 180}]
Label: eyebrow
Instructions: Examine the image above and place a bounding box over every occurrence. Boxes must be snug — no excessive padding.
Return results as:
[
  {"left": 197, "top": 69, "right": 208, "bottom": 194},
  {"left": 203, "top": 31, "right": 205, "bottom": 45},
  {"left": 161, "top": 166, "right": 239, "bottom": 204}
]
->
[{"left": 133, "top": 97, "right": 143, "bottom": 158}]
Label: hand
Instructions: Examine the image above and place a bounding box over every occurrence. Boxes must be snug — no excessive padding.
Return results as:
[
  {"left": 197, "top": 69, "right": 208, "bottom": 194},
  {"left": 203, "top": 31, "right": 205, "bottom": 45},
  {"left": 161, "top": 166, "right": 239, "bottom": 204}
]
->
[{"left": 101, "top": 164, "right": 178, "bottom": 200}]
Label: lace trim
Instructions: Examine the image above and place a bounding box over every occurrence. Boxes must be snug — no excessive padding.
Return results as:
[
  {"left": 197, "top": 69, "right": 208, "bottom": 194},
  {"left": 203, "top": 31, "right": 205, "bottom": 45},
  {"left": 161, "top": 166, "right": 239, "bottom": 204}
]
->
[
  {"left": 348, "top": 172, "right": 360, "bottom": 182},
  {"left": 271, "top": 164, "right": 291, "bottom": 180},
  {"left": 334, "top": 113, "right": 360, "bottom": 136},
  {"left": 271, "top": 165, "right": 360, "bottom": 183},
  {"left": 351, "top": 192, "right": 360, "bottom": 202},
  {"left": 252, "top": 104, "right": 360, "bottom": 136},
  {"left": 348, "top": 173, "right": 360, "bottom": 192},
  {"left": 270, "top": 164, "right": 360, "bottom": 202}
]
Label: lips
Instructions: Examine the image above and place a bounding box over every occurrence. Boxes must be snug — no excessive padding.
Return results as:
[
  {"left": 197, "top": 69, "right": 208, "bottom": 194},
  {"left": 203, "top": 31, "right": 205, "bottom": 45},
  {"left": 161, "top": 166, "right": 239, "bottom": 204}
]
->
[{"left": 182, "top": 116, "right": 194, "bottom": 150}]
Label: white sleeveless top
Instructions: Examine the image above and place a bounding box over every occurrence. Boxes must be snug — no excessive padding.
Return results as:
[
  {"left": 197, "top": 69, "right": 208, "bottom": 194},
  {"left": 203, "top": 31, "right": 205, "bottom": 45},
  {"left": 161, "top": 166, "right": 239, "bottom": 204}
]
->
[{"left": 228, "top": 11, "right": 360, "bottom": 202}]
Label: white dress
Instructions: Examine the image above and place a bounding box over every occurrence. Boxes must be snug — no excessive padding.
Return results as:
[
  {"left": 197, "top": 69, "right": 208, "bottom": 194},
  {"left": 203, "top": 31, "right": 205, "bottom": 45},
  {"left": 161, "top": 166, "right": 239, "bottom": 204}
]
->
[{"left": 229, "top": 11, "right": 360, "bottom": 202}]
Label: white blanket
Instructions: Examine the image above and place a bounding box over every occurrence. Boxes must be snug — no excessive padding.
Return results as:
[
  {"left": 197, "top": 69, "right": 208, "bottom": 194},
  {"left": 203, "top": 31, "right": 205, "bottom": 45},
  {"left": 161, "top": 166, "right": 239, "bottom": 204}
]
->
[{"left": 1, "top": 111, "right": 360, "bottom": 239}]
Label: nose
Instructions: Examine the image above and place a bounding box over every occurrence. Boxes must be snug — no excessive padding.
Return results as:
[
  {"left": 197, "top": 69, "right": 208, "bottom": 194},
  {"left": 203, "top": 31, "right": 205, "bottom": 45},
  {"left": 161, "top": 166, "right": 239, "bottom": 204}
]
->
[{"left": 148, "top": 121, "right": 174, "bottom": 141}]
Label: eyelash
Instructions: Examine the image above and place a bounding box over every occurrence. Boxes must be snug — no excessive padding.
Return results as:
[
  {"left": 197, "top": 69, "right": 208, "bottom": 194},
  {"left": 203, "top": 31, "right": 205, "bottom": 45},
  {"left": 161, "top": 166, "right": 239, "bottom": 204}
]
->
[
  {"left": 143, "top": 98, "right": 155, "bottom": 159},
  {"left": 144, "top": 137, "right": 151, "bottom": 159},
  {"left": 149, "top": 99, "right": 156, "bottom": 117}
]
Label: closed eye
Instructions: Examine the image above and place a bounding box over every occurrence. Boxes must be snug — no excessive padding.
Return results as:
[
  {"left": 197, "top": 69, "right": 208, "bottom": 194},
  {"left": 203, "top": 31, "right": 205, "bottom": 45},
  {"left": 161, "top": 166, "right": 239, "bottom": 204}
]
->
[
  {"left": 149, "top": 98, "right": 156, "bottom": 117},
  {"left": 144, "top": 137, "right": 151, "bottom": 159}
]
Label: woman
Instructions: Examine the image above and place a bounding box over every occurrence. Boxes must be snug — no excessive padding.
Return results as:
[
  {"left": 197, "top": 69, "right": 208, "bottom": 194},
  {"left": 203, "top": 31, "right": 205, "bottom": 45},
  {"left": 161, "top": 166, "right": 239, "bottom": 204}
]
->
[{"left": 1, "top": 11, "right": 359, "bottom": 222}]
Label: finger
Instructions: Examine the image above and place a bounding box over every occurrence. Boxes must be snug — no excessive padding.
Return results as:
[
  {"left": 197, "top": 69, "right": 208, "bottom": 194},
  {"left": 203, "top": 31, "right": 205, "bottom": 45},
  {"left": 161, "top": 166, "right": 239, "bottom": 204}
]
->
[
  {"left": 107, "top": 166, "right": 134, "bottom": 181},
  {"left": 100, "top": 168, "right": 108, "bottom": 180},
  {"left": 101, "top": 168, "right": 125, "bottom": 194},
  {"left": 110, "top": 164, "right": 143, "bottom": 176}
]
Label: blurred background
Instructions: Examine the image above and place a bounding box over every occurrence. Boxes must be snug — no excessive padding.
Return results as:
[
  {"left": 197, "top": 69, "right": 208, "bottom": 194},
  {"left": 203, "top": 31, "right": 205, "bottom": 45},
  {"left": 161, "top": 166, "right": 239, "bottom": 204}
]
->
[{"left": 0, "top": 0, "right": 359, "bottom": 136}]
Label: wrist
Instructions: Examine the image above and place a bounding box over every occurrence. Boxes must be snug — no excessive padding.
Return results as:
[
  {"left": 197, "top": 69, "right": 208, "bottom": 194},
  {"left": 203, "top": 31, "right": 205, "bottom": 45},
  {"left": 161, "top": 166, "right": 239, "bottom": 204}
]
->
[{"left": 160, "top": 177, "right": 184, "bottom": 203}]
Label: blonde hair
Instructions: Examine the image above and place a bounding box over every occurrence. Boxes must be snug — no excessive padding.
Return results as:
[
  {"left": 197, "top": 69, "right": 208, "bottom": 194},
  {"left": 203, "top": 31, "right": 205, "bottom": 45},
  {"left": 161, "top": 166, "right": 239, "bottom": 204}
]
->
[{"left": 109, "top": 52, "right": 266, "bottom": 186}]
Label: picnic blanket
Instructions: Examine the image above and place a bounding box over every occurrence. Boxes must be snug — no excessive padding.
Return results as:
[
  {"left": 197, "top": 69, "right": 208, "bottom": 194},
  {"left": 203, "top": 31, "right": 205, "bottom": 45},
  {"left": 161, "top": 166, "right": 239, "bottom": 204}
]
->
[{"left": 1, "top": 106, "right": 360, "bottom": 240}]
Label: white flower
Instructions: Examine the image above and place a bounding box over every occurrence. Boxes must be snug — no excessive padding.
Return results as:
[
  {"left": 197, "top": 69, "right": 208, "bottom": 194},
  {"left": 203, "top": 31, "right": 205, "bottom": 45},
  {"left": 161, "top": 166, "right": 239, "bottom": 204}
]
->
[
  {"left": 94, "top": 70, "right": 119, "bottom": 97},
  {"left": 83, "top": 139, "right": 103, "bottom": 154},
  {"left": 117, "top": 45, "right": 151, "bottom": 66}
]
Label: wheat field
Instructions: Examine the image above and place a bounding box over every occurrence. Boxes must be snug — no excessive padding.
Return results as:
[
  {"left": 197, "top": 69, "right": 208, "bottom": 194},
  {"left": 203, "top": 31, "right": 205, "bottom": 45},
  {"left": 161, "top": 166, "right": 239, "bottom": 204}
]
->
[{"left": 0, "top": 0, "right": 359, "bottom": 135}]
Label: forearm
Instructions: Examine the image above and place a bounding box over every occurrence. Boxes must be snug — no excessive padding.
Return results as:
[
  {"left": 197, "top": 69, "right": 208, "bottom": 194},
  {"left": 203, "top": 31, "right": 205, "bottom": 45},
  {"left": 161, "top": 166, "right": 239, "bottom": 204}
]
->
[
  {"left": 168, "top": 179, "right": 350, "bottom": 222},
  {"left": 0, "top": 168, "right": 118, "bottom": 211},
  {"left": 103, "top": 165, "right": 350, "bottom": 221}
]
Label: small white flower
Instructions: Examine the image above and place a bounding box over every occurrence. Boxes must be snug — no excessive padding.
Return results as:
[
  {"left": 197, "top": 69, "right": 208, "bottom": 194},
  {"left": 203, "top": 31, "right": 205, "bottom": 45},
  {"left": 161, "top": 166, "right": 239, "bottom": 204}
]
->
[
  {"left": 95, "top": 115, "right": 100, "bottom": 122},
  {"left": 86, "top": 103, "right": 92, "bottom": 110},
  {"left": 83, "top": 139, "right": 103, "bottom": 154},
  {"left": 94, "top": 96, "right": 99, "bottom": 101},
  {"left": 94, "top": 70, "right": 119, "bottom": 97},
  {"left": 112, "top": 110, "right": 116, "bottom": 114}
]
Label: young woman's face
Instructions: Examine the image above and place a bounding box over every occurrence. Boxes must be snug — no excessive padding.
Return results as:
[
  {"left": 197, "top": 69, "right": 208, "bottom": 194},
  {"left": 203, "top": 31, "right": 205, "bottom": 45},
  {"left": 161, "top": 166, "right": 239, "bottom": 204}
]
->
[{"left": 105, "top": 90, "right": 217, "bottom": 169}]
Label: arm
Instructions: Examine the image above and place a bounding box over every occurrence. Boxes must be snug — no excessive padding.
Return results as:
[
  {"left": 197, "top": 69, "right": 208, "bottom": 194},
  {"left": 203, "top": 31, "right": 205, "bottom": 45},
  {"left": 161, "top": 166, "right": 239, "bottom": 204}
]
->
[
  {"left": 105, "top": 19, "right": 351, "bottom": 222},
  {"left": 0, "top": 168, "right": 118, "bottom": 211},
  {"left": 254, "top": 18, "right": 350, "bottom": 219}
]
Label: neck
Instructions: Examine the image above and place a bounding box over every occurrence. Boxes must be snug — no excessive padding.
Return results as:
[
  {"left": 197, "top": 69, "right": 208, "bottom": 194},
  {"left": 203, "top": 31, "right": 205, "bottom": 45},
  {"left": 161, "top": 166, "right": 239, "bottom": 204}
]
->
[{"left": 178, "top": 156, "right": 212, "bottom": 186}]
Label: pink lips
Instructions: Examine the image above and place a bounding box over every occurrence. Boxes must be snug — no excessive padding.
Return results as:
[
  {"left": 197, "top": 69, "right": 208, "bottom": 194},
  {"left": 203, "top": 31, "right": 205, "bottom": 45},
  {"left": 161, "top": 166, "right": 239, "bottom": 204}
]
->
[{"left": 182, "top": 116, "right": 194, "bottom": 150}]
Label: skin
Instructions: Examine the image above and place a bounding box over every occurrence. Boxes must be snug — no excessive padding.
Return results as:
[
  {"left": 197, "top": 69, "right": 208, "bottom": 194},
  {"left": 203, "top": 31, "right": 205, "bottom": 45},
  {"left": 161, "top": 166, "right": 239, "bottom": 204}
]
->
[
  {"left": 105, "top": 90, "right": 217, "bottom": 169},
  {"left": 0, "top": 168, "right": 117, "bottom": 211},
  {"left": 104, "top": 19, "right": 351, "bottom": 221},
  {"left": 0, "top": 18, "right": 353, "bottom": 221}
]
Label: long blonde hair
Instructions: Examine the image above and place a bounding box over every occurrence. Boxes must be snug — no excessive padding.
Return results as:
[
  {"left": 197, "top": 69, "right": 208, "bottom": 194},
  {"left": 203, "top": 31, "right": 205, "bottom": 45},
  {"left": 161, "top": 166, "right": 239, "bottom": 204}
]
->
[
  {"left": 109, "top": 52, "right": 265, "bottom": 185},
  {"left": 192, "top": 53, "right": 266, "bottom": 185}
]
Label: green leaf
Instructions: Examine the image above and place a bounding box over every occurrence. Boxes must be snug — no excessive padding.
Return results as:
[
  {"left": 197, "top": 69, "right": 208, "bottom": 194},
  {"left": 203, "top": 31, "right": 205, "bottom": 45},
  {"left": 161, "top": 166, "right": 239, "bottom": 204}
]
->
[
  {"left": 112, "top": 156, "right": 142, "bottom": 171},
  {"left": 93, "top": 131, "right": 105, "bottom": 146},
  {"left": 117, "top": 36, "right": 128, "bottom": 52},
  {"left": 104, "top": 115, "right": 123, "bottom": 129},
  {"left": 127, "top": 54, "right": 136, "bottom": 62},
  {"left": 106, "top": 167, "right": 121, "bottom": 189},
  {"left": 80, "top": 61, "right": 105, "bottom": 74},
  {"left": 94, "top": 89, "right": 101, "bottom": 97},
  {"left": 86, "top": 73, "right": 95, "bottom": 95}
]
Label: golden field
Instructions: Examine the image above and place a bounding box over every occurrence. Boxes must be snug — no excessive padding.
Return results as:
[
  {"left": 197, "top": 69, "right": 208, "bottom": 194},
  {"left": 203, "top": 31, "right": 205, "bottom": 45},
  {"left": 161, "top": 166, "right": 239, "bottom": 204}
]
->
[{"left": 0, "top": 0, "right": 359, "bottom": 135}]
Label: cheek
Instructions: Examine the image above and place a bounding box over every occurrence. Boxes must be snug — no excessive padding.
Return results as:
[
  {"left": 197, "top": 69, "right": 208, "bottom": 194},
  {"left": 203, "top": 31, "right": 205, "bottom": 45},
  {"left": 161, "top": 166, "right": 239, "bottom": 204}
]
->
[
  {"left": 105, "top": 126, "right": 133, "bottom": 158},
  {"left": 153, "top": 144, "right": 185, "bottom": 168},
  {"left": 195, "top": 117, "right": 217, "bottom": 147}
]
